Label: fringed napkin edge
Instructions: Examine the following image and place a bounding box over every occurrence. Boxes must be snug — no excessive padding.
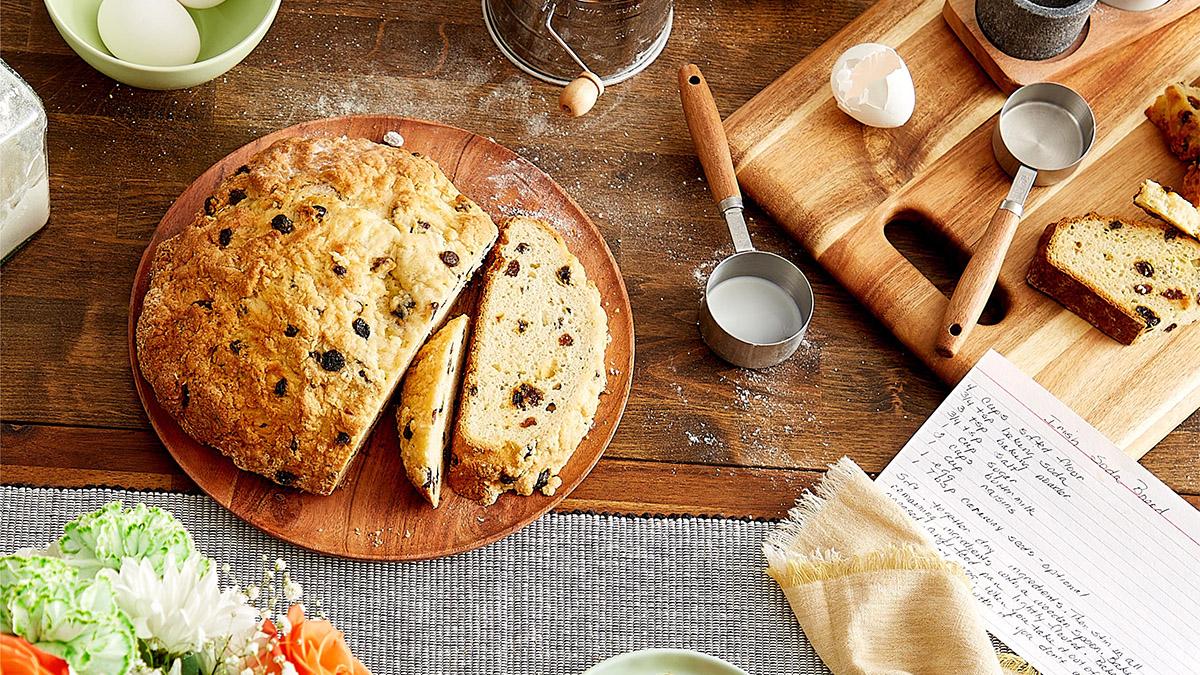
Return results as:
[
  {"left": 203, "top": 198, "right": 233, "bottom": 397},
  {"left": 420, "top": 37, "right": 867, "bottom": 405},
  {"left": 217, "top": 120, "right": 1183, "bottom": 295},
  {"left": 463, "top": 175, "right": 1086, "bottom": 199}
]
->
[
  {"left": 766, "top": 543, "right": 968, "bottom": 588},
  {"left": 763, "top": 456, "right": 863, "bottom": 567},
  {"left": 763, "top": 456, "right": 1040, "bottom": 675}
]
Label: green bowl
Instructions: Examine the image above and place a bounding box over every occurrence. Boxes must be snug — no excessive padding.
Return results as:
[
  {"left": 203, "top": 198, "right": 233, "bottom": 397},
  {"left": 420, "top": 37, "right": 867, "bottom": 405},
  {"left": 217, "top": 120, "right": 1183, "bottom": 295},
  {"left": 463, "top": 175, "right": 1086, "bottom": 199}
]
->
[
  {"left": 43, "top": 0, "right": 279, "bottom": 90},
  {"left": 582, "top": 649, "right": 751, "bottom": 675}
]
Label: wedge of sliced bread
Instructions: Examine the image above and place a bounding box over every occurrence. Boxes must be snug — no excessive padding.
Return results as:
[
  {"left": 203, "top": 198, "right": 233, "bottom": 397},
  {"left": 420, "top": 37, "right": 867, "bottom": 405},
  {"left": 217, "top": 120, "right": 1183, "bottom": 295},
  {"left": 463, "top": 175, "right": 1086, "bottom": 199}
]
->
[
  {"left": 1135, "top": 179, "right": 1200, "bottom": 240},
  {"left": 1146, "top": 83, "right": 1200, "bottom": 162},
  {"left": 396, "top": 314, "right": 470, "bottom": 508},
  {"left": 1026, "top": 213, "right": 1200, "bottom": 345},
  {"left": 448, "top": 216, "right": 609, "bottom": 505}
]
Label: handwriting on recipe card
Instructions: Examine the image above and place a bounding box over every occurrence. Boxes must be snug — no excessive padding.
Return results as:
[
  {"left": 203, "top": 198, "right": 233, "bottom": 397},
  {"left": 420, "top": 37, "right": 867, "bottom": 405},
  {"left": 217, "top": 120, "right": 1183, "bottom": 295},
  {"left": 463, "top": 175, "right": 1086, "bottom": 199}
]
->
[{"left": 876, "top": 350, "right": 1200, "bottom": 675}]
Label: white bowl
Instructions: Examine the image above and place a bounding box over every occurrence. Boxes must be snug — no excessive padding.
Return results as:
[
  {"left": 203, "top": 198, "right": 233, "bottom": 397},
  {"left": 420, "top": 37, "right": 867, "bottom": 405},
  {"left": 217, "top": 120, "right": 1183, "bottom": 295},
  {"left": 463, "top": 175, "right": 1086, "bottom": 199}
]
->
[{"left": 582, "top": 649, "right": 751, "bottom": 675}]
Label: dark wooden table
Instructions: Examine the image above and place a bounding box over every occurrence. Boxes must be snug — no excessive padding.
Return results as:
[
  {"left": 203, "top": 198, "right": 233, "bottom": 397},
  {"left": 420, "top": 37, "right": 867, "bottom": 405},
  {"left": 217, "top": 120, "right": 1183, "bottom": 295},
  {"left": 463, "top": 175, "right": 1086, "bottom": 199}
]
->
[{"left": 2, "top": 0, "right": 1196, "bottom": 518}]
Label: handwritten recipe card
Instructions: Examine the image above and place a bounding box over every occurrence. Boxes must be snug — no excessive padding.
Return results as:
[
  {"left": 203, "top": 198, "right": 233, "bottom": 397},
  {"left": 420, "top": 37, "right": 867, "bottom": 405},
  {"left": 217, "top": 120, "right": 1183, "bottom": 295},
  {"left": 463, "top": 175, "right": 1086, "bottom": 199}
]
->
[{"left": 876, "top": 350, "right": 1200, "bottom": 674}]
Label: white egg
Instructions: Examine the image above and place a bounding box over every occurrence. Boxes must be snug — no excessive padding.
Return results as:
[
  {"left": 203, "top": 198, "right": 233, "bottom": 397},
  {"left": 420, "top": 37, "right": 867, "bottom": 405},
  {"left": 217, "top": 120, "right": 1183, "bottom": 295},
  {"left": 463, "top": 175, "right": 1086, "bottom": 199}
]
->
[
  {"left": 97, "top": 0, "right": 201, "bottom": 67},
  {"left": 177, "top": 0, "right": 227, "bottom": 8},
  {"left": 830, "top": 43, "right": 915, "bottom": 129}
]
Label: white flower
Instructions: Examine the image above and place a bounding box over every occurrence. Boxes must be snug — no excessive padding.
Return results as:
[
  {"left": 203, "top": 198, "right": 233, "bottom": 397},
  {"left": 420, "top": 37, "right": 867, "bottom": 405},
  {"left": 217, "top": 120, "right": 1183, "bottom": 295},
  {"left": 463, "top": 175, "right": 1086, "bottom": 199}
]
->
[
  {"left": 100, "top": 552, "right": 259, "bottom": 656},
  {"left": 130, "top": 656, "right": 182, "bottom": 675},
  {"left": 283, "top": 578, "right": 303, "bottom": 602}
]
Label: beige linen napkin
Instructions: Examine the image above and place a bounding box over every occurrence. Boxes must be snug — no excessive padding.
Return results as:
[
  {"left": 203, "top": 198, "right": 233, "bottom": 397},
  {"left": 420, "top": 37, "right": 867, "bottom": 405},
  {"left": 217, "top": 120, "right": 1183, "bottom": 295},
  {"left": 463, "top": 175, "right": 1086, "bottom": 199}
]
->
[{"left": 764, "top": 457, "right": 1035, "bottom": 675}]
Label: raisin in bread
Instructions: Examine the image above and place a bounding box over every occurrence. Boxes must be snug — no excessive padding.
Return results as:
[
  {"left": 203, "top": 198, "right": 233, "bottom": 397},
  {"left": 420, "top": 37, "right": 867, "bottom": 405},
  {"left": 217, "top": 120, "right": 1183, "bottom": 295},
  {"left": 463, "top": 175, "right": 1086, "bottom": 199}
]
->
[
  {"left": 1026, "top": 213, "right": 1200, "bottom": 344},
  {"left": 448, "top": 216, "right": 609, "bottom": 505},
  {"left": 396, "top": 314, "right": 469, "bottom": 508},
  {"left": 1146, "top": 83, "right": 1200, "bottom": 162},
  {"left": 136, "top": 135, "right": 498, "bottom": 494},
  {"left": 1135, "top": 179, "right": 1200, "bottom": 240}
]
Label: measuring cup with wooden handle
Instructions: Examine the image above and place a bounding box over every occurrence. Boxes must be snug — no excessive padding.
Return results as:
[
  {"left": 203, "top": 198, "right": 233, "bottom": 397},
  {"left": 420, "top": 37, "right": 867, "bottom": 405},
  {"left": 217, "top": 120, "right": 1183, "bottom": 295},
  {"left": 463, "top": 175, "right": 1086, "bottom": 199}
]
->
[
  {"left": 936, "top": 82, "right": 1095, "bottom": 358},
  {"left": 680, "top": 64, "right": 814, "bottom": 369}
]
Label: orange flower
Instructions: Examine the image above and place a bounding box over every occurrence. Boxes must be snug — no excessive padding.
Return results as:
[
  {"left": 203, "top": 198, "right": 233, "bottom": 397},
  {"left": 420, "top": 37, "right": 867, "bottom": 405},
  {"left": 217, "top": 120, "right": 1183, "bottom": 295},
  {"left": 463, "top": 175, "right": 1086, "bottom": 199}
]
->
[
  {"left": 263, "top": 605, "right": 370, "bottom": 675},
  {"left": 0, "top": 634, "right": 71, "bottom": 675}
]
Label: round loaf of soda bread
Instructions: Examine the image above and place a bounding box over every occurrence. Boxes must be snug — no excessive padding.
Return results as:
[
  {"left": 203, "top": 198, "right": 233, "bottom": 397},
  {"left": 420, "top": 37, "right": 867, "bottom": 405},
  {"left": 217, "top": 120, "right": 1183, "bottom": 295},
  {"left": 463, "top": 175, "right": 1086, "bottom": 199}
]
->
[{"left": 136, "top": 135, "right": 498, "bottom": 494}]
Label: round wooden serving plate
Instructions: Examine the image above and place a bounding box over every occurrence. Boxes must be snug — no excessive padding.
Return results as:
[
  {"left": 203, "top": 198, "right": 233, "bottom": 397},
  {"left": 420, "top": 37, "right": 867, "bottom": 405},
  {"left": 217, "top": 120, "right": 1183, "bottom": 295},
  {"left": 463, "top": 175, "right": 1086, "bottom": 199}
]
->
[{"left": 128, "top": 115, "right": 634, "bottom": 560}]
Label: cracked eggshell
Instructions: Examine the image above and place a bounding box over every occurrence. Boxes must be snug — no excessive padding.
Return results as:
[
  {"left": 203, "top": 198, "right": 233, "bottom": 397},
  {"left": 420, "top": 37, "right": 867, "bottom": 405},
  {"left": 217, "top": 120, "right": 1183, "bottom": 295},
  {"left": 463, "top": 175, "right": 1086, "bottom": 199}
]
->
[{"left": 830, "top": 43, "right": 915, "bottom": 129}]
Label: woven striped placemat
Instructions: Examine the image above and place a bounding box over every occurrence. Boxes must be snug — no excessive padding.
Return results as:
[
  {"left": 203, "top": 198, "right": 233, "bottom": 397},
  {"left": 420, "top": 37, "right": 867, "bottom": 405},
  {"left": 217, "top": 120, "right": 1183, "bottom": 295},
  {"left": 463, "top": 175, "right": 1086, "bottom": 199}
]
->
[{"left": 1, "top": 486, "right": 829, "bottom": 675}]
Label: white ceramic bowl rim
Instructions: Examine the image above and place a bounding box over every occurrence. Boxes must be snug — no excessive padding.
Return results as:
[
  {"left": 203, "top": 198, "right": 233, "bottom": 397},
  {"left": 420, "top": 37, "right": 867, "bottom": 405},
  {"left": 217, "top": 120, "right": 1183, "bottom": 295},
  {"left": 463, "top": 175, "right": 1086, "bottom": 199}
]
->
[
  {"left": 44, "top": 0, "right": 281, "bottom": 73},
  {"left": 581, "top": 648, "right": 751, "bottom": 675}
]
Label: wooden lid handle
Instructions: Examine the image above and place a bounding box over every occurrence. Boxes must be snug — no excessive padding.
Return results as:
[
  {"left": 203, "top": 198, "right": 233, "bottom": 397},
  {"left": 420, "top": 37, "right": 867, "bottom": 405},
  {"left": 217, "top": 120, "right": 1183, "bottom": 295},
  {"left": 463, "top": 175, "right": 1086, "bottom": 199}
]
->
[
  {"left": 678, "top": 64, "right": 741, "bottom": 205},
  {"left": 936, "top": 206, "right": 1021, "bottom": 358},
  {"left": 560, "top": 71, "right": 604, "bottom": 117}
]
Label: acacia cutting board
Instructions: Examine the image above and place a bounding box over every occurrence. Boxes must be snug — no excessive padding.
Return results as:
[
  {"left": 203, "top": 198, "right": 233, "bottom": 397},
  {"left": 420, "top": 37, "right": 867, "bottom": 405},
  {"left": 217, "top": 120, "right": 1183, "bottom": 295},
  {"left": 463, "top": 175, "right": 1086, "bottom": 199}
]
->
[{"left": 725, "top": 0, "right": 1200, "bottom": 458}]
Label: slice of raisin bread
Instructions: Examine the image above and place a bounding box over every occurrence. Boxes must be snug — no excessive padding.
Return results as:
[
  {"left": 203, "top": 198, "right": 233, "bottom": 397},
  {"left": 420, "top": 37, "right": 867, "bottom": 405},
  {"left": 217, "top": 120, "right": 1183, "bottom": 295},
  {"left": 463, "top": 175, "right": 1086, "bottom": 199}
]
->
[
  {"left": 1135, "top": 179, "right": 1200, "bottom": 240},
  {"left": 1146, "top": 83, "right": 1200, "bottom": 162},
  {"left": 136, "top": 136, "right": 498, "bottom": 495},
  {"left": 448, "top": 216, "right": 609, "bottom": 505},
  {"left": 1026, "top": 213, "right": 1200, "bottom": 344},
  {"left": 396, "top": 314, "right": 469, "bottom": 508}
]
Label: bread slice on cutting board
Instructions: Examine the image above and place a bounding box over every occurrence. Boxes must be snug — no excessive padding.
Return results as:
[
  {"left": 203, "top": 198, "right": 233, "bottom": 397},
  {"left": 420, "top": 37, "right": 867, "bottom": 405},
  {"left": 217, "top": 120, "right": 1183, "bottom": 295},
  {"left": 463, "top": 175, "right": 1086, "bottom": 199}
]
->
[
  {"left": 1026, "top": 213, "right": 1200, "bottom": 345},
  {"left": 396, "top": 314, "right": 470, "bottom": 508},
  {"left": 1145, "top": 83, "right": 1200, "bottom": 163},
  {"left": 1135, "top": 179, "right": 1200, "bottom": 240},
  {"left": 448, "top": 216, "right": 609, "bottom": 505}
]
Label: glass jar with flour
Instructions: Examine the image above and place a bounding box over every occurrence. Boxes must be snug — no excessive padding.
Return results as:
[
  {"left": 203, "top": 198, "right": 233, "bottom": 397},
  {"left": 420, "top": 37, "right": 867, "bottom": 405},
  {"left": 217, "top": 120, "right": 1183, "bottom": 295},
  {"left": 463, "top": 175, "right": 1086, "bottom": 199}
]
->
[{"left": 1, "top": 60, "right": 50, "bottom": 263}]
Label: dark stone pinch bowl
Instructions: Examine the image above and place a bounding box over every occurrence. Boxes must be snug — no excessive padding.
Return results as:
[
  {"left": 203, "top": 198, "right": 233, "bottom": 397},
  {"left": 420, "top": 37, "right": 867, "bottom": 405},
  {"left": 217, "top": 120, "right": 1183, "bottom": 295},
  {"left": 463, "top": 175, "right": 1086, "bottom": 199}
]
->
[{"left": 976, "top": 0, "right": 1097, "bottom": 61}]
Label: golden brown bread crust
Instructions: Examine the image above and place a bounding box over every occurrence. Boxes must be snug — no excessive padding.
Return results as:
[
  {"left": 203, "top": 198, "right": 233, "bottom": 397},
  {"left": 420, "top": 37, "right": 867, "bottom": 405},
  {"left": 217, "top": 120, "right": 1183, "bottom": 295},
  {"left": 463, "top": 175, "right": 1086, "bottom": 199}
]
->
[
  {"left": 1026, "top": 215, "right": 1145, "bottom": 345},
  {"left": 395, "top": 314, "right": 470, "bottom": 508},
  {"left": 1146, "top": 83, "right": 1200, "bottom": 163},
  {"left": 1026, "top": 212, "right": 1200, "bottom": 345},
  {"left": 136, "top": 135, "right": 498, "bottom": 494},
  {"left": 1183, "top": 163, "right": 1200, "bottom": 205}
]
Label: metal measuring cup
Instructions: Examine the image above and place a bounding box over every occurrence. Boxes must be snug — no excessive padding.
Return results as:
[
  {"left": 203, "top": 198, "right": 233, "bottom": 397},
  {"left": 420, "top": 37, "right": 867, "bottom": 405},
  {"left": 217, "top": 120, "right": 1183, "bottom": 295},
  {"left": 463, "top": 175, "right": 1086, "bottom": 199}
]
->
[
  {"left": 937, "top": 82, "right": 1095, "bottom": 358},
  {"left": 679, "top": 64, "right": 815, "bottom": 369}
]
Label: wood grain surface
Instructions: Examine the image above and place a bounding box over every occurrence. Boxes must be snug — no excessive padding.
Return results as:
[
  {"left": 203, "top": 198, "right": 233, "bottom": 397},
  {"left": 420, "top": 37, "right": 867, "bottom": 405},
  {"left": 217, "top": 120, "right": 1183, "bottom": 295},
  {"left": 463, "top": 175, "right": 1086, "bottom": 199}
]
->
[
  {"left": 127, "top": 116, "right": 633, "bottom": 559},
  {"left": 725, "top": 0, "right": 1200, "bottom": 459},
  {"left": 2, "top": 0, "right": 1197, "bottom": 522},
  {"left": 943, "top": 0, "right": 1200, "bottom": 93}
]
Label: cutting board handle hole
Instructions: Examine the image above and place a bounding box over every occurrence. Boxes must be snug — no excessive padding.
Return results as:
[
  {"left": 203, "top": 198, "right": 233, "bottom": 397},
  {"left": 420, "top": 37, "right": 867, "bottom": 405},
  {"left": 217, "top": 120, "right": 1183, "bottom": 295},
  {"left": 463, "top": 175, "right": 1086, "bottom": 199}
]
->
[{"left": 884, "top": 213, "right": 1009, "bottom": 326}]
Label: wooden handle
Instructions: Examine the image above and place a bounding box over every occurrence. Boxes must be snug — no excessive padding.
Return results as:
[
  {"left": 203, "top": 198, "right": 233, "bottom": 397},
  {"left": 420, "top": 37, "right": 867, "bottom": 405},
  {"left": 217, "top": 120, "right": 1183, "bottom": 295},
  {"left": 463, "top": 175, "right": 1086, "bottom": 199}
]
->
[
  {"left": 936, "top": 206, "right": 1021, "bottom": 358},
  {"left": 559, "top": 71, "right": 603, "bottom": 117},
  {"left": 679, "top": 64, "right": 741, "bottom": 204}
]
